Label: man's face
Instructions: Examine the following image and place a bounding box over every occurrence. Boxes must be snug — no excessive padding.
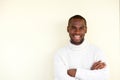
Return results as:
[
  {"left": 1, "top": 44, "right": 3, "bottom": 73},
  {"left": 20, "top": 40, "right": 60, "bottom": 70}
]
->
[{"left": 67, "top": 18, "right": 87, "bottom": 45}]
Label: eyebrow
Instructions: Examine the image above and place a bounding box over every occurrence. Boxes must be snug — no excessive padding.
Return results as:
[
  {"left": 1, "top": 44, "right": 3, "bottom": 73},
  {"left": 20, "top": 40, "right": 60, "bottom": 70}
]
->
[{"left": 70, "top": 25, "right": 86, "bottom": 27}]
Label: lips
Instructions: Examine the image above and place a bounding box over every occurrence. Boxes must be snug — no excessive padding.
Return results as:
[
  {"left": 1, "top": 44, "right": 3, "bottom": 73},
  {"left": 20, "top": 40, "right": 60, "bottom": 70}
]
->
[{"left": 73, "top": 35, "right": 81, "bottom": 40}]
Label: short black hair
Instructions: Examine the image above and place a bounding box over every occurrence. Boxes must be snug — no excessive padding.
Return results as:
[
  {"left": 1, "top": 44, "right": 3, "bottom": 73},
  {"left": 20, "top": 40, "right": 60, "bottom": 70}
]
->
[{"left": 68, "top": 15, "right": 87, "bottom": 26}]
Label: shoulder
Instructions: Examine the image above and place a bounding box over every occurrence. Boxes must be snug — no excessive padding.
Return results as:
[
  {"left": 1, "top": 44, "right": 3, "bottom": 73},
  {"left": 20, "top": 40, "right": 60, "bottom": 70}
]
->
[
  {"left": 54, "top": 45, "right": 68, "bottom": 58},
  {"left": 88, "top": 44, "right": 106, "bottom": 58},
  {"left": 87, "top": 43, "right": 105, "bottom": 58},
  {"left": 88, "top": 44, "right": 103, "bottom": 53}
]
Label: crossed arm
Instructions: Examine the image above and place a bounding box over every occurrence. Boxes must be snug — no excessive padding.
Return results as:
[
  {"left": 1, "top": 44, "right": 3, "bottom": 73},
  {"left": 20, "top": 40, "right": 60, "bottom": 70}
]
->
[
  {"left": 67, "top": 60, "right": 106, "bottom": 77},
  {"left": 54, "top": 53, "right": 109, "bottom": 80}
]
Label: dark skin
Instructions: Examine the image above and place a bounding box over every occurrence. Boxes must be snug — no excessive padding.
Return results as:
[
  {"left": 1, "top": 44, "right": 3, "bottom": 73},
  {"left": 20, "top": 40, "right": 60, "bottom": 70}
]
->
[
  {"left": 67, "top": 18, "right": 106, "bottom": 77},
  {"left": 67, "top": 18, "right": 87, "bottom": 45},
  {"left": 67, "top": 61, "right": 106, "bottom": 77}
]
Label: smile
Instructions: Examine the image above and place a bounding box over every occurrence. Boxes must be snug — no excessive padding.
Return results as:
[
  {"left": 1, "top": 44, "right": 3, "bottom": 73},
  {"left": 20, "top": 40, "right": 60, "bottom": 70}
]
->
[{"left": 74, "top": 35, "right": 80, "bottom": 40}]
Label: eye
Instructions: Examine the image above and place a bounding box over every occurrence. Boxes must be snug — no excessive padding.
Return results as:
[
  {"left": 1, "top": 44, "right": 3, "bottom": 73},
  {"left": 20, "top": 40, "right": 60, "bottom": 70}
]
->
[
  {"left": 71, "top": 26, "right": 76, "bottom": 29},
  {"left": 80, "top": 27, "right": 84, "bottom": 29},
  {"left": 79, "top": 26, "right": 85, "bottom": 30}
]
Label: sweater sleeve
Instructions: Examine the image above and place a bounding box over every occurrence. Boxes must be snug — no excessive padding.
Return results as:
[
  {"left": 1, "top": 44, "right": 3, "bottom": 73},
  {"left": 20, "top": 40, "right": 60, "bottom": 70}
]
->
[
  {"left": 75, "top": 49, "right": 109, "bottom": 80},
  {"left": 54, "top": 53, "right": 75, "bottom": 80},
  {"left": 75, "top": 67, "right": 109, "bottom": 80}
]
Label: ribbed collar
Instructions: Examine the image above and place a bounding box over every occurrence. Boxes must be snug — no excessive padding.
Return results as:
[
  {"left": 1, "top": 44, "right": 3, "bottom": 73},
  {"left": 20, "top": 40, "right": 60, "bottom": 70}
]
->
[{"left": 68, "top": 39, "right": 88, "bottom": 51}]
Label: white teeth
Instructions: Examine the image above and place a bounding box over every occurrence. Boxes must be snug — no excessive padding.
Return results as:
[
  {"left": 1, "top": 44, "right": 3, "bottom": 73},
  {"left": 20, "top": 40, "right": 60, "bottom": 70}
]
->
[{"left": 74, "top": 35, "right": 80, "bottom": 39}]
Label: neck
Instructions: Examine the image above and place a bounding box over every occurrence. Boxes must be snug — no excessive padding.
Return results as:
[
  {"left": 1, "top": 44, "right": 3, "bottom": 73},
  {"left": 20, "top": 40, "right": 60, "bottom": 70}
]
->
[
  {"left": 71, "top": 39, "right": 84, "bottom": 45},
  {"left": 68, "top": 39, "right": 88, "bottom": 51}
]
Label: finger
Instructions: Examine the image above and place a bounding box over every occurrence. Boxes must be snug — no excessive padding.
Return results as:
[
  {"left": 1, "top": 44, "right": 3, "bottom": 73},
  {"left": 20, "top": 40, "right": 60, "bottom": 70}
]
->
[
  {"left": 94, "top": 63, "right": 102, "bottom": 69},
  {"left": 99, "top": 63, "right": 105, "bottom": 69},
  {"left": 92, "top": 61, "right": 101, "bottom": 68},
  {"left": 102, "top": 62, "right": 106, "bottom": 66},
  {"left": 100, "top": 62, "right": 106, "bottom": 68},
  {"left": 91, "top": 61, "right": 103, "bottom": 70},
  {"left": 94, "top": 63, "right": 106, "bottom": 69}
]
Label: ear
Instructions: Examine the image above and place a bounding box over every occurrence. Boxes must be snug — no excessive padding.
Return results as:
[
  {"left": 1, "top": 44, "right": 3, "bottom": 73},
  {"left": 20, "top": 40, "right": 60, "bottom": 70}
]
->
[
  {"left": 85, "top": 27, "right": 87, "bottom": 33},
  {"left": 67, "top": 26, "right": 69, "bottom": 32}
]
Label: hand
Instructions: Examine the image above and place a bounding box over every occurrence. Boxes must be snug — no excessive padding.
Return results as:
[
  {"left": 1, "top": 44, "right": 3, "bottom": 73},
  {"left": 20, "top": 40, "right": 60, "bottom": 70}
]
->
[
  {"left": 91, "top": 61, "right": 106, "bottom": 70},
  {"left": 67, "top": 69, "right": 76, "bottom": 77}
]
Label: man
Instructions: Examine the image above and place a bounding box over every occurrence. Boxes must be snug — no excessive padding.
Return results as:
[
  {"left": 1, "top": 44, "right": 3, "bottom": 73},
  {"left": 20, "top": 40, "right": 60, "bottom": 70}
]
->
[{"left": 54, "top": 15, "right": 109, "bottom": 80}]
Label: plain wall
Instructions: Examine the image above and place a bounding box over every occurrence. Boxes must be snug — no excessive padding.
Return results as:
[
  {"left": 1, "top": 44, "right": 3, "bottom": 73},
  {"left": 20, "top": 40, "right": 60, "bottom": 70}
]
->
[{"left": 0, "top": 0, "right": 119, "bottom": 80}]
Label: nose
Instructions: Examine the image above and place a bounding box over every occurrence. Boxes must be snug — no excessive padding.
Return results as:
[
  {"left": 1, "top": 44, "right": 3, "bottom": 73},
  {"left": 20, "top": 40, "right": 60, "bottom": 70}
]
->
[{"left": 75, "top": 29, "right": 80, "bottom": 34}]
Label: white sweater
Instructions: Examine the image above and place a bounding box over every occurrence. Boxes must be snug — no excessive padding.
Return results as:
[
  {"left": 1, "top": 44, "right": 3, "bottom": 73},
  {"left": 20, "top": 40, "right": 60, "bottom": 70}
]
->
[{"left": 54, "top": 40, "right": 109, "bottom": 80}]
